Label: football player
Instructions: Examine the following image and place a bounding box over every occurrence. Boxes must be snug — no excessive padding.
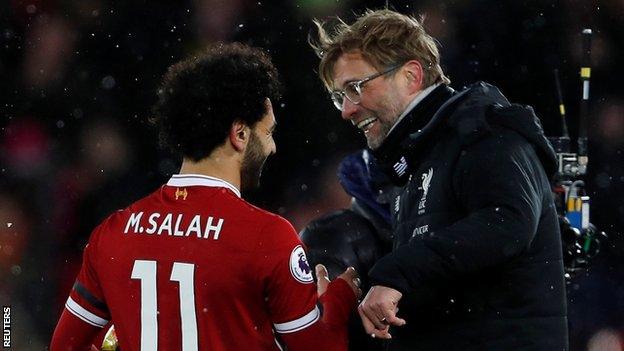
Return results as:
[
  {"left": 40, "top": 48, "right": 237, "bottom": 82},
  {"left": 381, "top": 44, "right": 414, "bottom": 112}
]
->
[{"left": 50, "top": 43, "right": 361, "bottom": 351}]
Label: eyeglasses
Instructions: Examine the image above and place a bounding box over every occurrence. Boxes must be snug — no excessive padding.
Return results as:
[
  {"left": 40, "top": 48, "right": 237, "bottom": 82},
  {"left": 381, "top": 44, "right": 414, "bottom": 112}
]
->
[{"left": 330, "top": 64, "right": 401, "bottom": 111}]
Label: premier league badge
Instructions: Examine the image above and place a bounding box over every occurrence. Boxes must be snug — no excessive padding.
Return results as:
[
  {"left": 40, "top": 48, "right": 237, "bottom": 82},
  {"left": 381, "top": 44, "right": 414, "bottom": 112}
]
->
[{"left": 289, "top": 245, "right": 313, "bottom": 284}]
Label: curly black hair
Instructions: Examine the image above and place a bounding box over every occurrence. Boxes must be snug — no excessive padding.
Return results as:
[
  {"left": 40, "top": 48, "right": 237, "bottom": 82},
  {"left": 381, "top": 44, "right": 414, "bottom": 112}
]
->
[{"left": 152, "top": 42, "right": 281, "bottom": 161}]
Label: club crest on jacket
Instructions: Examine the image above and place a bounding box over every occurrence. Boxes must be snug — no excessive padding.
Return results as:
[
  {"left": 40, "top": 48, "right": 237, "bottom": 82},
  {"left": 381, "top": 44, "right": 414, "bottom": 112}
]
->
[{"left": 418, "top": 168, "right": 434, "bottom": 214}]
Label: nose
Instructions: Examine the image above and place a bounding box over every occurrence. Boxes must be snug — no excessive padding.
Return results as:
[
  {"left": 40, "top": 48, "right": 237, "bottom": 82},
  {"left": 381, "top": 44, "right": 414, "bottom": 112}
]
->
[
  {"left": 340, "top": 98, "right": 359, "bottom": 121},
  {"left": 269, "top": 138, "right": 277, "bottom": 155}
]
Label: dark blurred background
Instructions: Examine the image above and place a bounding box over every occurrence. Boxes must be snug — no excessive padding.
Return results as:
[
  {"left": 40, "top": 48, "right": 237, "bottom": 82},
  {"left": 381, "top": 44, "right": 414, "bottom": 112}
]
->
[{"left": 1, "top": 0, "right": 623, "bottom": 349}]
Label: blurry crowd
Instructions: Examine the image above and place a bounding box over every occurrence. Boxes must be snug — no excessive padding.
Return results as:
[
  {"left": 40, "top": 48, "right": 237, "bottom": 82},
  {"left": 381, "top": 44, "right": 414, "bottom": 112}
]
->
[{"left": 1, "top": 0, "right": 623, "bottom": 349}]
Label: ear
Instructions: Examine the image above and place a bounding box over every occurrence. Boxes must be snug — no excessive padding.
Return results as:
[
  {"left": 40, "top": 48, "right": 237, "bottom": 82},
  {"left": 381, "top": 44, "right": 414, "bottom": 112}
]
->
[
  {"left": 229, "top": 120, "right": 250, "bottom": 153},
  {"left": 402, "top": 60, "right": 424, "bottom": 94}
]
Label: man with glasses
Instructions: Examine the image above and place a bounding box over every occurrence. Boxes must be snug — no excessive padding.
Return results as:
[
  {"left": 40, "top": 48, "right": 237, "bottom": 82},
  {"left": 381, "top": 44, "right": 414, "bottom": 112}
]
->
[{"left": 310, "top": 9, "right": 568, "bottom": 350}]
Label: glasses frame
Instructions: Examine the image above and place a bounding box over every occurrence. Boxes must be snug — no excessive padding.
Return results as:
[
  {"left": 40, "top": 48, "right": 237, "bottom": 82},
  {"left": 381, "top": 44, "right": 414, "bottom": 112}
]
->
[{"left": 330, "top": 64, "right": 402, "bottom": 111}]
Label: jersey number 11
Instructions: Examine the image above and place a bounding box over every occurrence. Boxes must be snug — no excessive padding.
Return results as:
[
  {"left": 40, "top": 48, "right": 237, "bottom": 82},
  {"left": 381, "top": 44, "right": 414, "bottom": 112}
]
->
[{"left": 131, "top": 260, "right": 198, "bottom": 351}]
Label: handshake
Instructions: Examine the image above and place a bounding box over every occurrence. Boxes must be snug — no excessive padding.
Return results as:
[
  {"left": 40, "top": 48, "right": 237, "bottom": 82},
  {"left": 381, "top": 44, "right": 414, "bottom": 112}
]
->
[{"left": 316, "top": 265, "right": 406, "bottom": 340}]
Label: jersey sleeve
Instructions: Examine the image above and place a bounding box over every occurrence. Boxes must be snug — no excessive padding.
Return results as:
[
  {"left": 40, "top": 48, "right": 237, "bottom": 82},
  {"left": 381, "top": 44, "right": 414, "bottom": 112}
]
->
[
  {"left": 65, "top": 226, "right": 111, "bottom": 329},
  {"left": 50, "top": 308, "right": 104, "bottom": 351},
  {"left": 260, "top": 217, "right": 320, "bottom": 334},
  {"left": 280, "top": 278, "right": 356, "bottom": 351}
]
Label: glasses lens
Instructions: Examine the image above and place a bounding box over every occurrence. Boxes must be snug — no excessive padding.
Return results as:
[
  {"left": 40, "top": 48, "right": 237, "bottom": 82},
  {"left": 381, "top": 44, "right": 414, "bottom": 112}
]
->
[
  {"left": 331, "top": 91, "right": 344, "bottom": 111},
  {"left": 344, "top": 83, "right": 361, "bottom": 104}
]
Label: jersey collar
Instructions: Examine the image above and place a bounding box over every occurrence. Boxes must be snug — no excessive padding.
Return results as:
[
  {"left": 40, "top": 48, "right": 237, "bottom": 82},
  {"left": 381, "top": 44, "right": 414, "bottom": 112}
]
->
[{"left": 167, "top": 174, "right": 241, "bottom": 198}]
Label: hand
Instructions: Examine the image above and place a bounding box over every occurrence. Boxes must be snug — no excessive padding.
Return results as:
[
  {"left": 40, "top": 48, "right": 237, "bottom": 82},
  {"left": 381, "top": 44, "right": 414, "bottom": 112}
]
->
[
  {"left": 316, "top": 264, "right": 362, "bottom": 299},
  {"left": 358, "top": 285, "right": 406, "bottom": 339}
]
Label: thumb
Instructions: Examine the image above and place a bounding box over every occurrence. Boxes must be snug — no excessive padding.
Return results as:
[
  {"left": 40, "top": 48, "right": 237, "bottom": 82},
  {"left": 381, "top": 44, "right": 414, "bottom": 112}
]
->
[{"left": 316, "top": 264, "right": 330, "bottom": 296}]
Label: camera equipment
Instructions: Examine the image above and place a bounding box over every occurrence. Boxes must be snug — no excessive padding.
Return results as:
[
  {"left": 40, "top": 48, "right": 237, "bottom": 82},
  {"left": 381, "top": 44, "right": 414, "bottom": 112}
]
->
[{"left": 549, "top": 29, "right": 607, "bottom": 281}]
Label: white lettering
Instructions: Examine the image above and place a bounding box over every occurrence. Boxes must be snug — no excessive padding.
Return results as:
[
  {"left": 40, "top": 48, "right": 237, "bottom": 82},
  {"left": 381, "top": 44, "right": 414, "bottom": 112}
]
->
[
  {"left": 187, "top": 215, "right": 202, "bottom": 238},
  {"left": 3, "top": 306, "right": 10, "bottom": 347},
  {"left": 158, "top": 214, "right": 173, "bottom": 235},
  {"left": 412, "top": 224, "right": 429, "bottom": 238},
  {"left": 124, "top": 212, "right": 144, "bottom": 234},
  {"left": 145, "top": 213, "right": 160, "bottom": 234},
  {"left": 204, "top": 217, "right": 224, "bottom": 240},
  {"left": 173, "top": 214, "right": 184, "bottom": 237},
  {"left": 129, "top": 212, "right": 225, "bottom": 241}
]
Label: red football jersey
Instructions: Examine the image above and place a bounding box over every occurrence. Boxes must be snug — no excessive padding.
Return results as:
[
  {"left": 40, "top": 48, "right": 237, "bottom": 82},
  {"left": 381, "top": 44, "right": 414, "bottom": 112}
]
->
[{"left": 66, "top": 174, "right": 320, "bottom": 351}]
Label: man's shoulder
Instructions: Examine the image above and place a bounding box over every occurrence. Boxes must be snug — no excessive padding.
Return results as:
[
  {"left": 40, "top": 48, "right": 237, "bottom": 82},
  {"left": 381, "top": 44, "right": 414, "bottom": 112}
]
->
[
  {"left": 230, "top": 202, "right": 300, "bottom": 250},
  {"left": 214, "top": 193, "right": 294, "bottom": 231},
  {"left": 441, "top": 82, "right": 509, "bottom": 144},
  {"left": 253, "top": 210, "right": 299, "bottom": 243}
]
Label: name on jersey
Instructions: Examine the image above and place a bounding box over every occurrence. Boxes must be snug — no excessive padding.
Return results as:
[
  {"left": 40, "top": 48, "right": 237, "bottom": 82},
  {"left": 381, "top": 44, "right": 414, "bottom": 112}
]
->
[{"left": 124, "top": 212, "right": 224, "bottom": 240}]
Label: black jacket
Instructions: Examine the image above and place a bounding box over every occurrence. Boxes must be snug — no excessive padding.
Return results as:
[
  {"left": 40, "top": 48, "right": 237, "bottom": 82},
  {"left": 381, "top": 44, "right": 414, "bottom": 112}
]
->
[
  {"left": 299, "top": 207, "right": 387, "bottom": 351},
  {"left": 370, "top": 83, "right": 568, "bottom": 350},
  {"left": 300, "top": 150, "right": 395, "bottom": 351}
]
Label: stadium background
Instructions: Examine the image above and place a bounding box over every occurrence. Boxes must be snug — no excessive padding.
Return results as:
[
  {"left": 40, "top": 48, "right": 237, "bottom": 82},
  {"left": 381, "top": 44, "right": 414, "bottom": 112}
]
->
[{"left": 1, "top": 0, "right": 623, "bottom": 349}]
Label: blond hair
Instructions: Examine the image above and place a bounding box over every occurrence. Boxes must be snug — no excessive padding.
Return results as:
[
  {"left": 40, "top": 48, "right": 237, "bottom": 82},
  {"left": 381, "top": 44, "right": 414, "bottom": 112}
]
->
[{"left": 310, "top": 9, "right": 450, "bottom": 90}]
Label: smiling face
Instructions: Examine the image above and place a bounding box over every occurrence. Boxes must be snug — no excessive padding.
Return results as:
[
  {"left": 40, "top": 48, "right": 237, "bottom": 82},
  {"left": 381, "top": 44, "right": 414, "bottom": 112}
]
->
[{"left": 332, "top": 52, "right": 412, "bottom": 149}]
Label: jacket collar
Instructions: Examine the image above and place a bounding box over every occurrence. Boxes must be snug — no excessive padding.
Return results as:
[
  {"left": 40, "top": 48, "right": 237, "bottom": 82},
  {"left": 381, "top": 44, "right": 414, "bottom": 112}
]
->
[
  {"left": 387, "top": 83, "right": 442, "bottom": 135},
  {"left": 372, "top": 84, "right": 456, "bottom": 185}
]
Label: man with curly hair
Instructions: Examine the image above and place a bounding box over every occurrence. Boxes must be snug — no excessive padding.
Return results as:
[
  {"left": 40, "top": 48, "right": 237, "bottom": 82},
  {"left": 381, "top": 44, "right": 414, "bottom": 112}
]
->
[
  {"left": 50, "top": 43, "right": 360, "bottom": 351},
  {"left": 310, "top": 9, "right": 568, "bottom": 350}
]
